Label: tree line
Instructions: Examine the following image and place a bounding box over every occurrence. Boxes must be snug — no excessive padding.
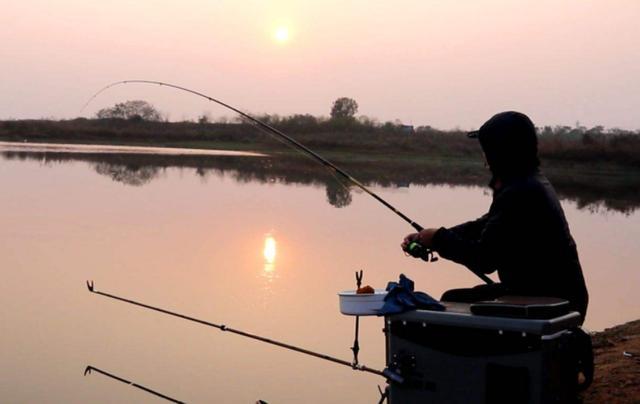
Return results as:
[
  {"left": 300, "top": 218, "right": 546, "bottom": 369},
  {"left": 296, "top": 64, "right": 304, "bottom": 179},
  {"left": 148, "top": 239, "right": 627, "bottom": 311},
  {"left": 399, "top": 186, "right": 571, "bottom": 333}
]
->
[
  {"left": 93, "top": 98, "right": 640, "bottom": 139},
  {"left": 2, "top": 97, "right": 640, "bottom": 168}
]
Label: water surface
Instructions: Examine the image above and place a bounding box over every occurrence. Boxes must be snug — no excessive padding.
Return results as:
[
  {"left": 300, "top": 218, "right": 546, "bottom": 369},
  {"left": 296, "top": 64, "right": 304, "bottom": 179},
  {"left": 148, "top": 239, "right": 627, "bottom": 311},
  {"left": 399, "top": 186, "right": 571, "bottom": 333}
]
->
[{"left": 1, "top": 143, "right": 638, "bottom": 403}]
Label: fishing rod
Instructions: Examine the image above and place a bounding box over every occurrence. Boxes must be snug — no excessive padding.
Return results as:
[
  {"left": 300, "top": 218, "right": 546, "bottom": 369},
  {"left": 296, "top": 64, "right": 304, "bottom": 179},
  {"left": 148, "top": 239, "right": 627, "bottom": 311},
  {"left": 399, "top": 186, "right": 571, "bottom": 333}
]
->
[
  {"left": 84, "top": 365, "right": 184, "bottom": 403},
  {"left": 86, "top": 281, "right": 404, "bottom": 384},
  {"left": 83, "top": 80, "right": 493, "bottom": 284}
]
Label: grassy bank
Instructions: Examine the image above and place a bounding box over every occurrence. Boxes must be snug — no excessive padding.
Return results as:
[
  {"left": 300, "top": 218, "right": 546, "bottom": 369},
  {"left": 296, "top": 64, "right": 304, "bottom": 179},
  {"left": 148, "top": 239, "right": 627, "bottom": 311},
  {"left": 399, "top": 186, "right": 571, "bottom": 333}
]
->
[{"left": 1, "top": 118, "right": 640, "bottom": 168}]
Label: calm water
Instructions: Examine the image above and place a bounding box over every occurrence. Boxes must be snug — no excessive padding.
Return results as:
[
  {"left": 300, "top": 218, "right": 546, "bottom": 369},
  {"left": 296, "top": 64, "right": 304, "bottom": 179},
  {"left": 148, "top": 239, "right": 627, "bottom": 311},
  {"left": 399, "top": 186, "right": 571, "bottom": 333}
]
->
[{"left": 1, "top": 143, "right": 639, "bottom": 403}]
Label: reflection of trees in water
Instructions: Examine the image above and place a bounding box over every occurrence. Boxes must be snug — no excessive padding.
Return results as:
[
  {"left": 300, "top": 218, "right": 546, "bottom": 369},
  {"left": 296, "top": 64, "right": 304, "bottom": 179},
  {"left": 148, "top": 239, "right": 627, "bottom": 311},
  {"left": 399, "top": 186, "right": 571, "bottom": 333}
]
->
[
  {"left": 2, "top": 150, "right": 640, "bottom": 214},
  {"left": 325, "top": 181, "right": 352, "bottom": 208},
  {"left": 569, "top": 194, "right": 636, "bottom": 216},
  {"left": 93, "top": 163, "right": 161, "bottom": 186}
]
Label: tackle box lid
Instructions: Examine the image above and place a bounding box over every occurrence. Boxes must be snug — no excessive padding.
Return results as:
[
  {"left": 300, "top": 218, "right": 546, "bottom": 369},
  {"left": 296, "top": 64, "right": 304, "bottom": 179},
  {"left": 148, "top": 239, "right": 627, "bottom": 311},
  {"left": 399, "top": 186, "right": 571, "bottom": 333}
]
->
[
  {"left": 388, "top": 300, "right": 581, "bottom": 335},
  {"left": 470, "top": 296, "right": 570, "bottom": 319}
]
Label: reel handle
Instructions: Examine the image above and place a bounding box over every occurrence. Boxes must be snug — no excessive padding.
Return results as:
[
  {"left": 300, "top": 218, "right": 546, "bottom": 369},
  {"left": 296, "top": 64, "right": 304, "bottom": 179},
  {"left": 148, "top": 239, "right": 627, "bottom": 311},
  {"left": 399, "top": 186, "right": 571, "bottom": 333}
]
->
[{"left": 405, "top": 241, "right": 439, "bottom": 262}]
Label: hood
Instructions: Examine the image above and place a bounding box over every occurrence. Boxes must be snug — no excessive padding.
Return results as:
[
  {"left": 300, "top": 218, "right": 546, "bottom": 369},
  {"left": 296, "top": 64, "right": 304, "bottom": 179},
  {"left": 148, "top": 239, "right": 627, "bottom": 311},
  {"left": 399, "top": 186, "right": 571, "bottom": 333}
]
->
[{"left": 474, "top": 111, "right": 539, "bottom": 180}]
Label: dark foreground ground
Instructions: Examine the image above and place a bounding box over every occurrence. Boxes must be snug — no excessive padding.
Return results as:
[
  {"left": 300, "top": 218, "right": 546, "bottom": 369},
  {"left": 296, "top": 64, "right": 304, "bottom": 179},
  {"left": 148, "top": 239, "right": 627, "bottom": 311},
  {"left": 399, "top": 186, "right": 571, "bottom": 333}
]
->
[{"left": 582, "top": 319, "right": 640, "bottom": 403}]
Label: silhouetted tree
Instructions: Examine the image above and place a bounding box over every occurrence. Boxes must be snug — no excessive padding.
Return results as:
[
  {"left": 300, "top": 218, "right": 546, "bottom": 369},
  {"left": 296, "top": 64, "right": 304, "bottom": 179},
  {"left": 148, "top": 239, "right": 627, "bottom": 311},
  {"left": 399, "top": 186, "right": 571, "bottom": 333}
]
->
[
  {"left": 330, "top": 97, "right": 358, "bottom": 120},
  {"left": 96, "top": 100, "right": 162, "bottom": 121},
  {"left": 198, "top": 113, "right": 212, "bottom": 124}
]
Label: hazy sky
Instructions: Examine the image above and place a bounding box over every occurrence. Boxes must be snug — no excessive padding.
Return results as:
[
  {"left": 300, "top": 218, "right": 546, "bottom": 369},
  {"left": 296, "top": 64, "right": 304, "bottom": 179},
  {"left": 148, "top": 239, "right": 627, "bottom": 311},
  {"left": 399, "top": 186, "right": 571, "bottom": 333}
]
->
[{"left": 1, "top": 0, "right": 639, "bottom": 129}]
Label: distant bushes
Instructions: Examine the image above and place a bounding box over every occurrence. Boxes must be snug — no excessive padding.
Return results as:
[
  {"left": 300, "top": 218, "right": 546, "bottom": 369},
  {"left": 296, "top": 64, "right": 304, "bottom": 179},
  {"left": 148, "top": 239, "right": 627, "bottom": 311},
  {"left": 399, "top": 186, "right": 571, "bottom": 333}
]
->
[
  {"left": 1, "top": 117, "right": 639, "bottom": 166},
  {"left": 96, "top": 100, "right": 163, "bottom": 121},
  {"left": 538, "top": 126, "right": 640, "bottom": 166}
]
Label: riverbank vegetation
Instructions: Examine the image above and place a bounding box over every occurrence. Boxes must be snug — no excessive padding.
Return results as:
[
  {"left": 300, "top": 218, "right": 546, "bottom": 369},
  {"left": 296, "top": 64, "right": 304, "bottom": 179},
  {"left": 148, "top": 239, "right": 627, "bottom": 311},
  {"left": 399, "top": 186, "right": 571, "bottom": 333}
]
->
[{"left": 1, "top": 113, "right": 639, "bottom": 168}]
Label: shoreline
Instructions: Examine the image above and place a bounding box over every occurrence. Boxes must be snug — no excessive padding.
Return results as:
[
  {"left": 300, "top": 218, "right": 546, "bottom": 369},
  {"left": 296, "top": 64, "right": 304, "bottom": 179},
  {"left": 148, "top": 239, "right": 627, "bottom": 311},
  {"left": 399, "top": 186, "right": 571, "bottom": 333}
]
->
[
  {"left": 0, "top": 140, "right": 267, "bottom": 157},
  {"left": 582, "top": 319, "right": 640, "bottom": 403},
  {"left": 2, "top": 135, "right": 639, "bottom": 176},
  {"left": 1, "top": 118, "right": 640, "bottom": 169}
]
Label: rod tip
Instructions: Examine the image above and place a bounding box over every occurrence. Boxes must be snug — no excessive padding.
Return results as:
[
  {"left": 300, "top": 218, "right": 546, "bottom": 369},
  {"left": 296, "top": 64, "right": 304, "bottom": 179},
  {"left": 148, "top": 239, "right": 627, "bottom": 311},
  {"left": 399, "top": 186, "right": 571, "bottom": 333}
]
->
[
  {"left": 86, "top": 280, "right": 94, "bottom": 292},
  {"left": 84, "top": 366, "right": 93, "bottom": 376}
]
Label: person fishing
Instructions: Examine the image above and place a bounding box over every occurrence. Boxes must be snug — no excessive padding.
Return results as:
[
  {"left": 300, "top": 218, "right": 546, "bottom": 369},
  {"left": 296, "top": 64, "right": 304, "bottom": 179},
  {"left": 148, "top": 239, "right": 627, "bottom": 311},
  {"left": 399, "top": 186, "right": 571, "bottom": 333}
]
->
[
  {"left": 402, "top": 111, "right": 589, "bottom": 322},
  {"left": 87, "top": 82, "right": 589, "bottom": 322}
]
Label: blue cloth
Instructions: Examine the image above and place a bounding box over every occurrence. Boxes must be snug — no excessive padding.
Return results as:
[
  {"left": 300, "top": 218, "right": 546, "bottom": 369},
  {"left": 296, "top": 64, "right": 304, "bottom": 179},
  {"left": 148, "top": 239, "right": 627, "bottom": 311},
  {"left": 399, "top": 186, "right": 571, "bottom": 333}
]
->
[{"left": 378, "top": 274, "right": 445, "bottom": 315}]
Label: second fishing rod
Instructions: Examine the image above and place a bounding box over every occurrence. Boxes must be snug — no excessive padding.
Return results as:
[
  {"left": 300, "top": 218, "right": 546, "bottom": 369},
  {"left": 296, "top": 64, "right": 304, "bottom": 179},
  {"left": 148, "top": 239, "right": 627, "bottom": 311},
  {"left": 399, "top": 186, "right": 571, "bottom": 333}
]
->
[
  {"left": 85, "top": 80, "right": 492, "bottom": 284},
  {"left": 85, "top": 281, "right": 404, "bottom": 385}
]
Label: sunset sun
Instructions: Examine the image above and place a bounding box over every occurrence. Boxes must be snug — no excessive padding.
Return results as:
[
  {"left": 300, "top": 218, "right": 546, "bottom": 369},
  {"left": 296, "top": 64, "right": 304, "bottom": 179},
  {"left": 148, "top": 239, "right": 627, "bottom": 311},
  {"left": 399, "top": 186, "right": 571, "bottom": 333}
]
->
[{"left": 274, "top": 26, "right": 290, "bottom": 43}]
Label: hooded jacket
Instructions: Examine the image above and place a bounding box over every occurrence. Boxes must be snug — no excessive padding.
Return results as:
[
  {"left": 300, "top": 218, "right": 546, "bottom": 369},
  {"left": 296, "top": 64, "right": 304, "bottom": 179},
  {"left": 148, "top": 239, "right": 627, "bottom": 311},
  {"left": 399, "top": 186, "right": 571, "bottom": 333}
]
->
[{"left": 432, "top": 112, "right": 589, "bottom": 319}]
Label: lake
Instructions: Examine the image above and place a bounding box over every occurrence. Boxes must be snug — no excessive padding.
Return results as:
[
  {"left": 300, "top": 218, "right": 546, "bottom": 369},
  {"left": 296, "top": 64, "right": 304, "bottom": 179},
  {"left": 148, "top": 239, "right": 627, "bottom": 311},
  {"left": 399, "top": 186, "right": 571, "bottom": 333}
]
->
[{"left": 1, "top": 142, "right": 639, "bottom": 403}]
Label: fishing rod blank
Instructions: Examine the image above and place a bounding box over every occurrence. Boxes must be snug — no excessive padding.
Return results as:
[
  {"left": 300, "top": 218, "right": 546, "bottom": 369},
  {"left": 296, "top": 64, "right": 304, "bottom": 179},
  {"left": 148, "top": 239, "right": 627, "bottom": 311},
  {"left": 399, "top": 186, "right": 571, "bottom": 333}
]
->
[
  {"left": 83, "top": 80, "right": 493, "bottom": 285},
  {"left": 86, "top": 281, "right": 404, "bottom": 384},
  {"left": 82, "top": 81, "right": 421, "bottom": 229},
  {"left": 84, "top": 365, "right": 184, "bottom": 403}
]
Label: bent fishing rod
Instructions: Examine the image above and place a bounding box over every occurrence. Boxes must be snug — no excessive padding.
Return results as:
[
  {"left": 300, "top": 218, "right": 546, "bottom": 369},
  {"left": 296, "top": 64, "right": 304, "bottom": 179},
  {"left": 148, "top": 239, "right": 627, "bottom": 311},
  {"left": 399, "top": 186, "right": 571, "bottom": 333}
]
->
[
  {"left": 84, "top": 365, "right": 184, "bottom": 403},
  {"left": 86, "top": 281, "right": 404, "bottom": 384},
  {"left": 83, "top": 80, "right": 492, "bottom": 284}
]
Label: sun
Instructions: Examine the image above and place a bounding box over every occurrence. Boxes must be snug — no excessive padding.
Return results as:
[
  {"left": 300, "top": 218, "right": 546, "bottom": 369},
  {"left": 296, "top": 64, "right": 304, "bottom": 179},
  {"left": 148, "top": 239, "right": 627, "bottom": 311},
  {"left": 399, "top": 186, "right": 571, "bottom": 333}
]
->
[{"left": 274, "top": 26, "right": 290, "bottom": 43}]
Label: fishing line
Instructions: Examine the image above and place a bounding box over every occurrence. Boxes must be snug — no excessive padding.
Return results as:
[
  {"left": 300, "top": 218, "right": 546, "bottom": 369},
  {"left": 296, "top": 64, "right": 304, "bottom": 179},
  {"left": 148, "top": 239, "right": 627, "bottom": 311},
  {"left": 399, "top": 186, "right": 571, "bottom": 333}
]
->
[{"left": 82, "top": 80, "right": 493, "bottom": 284}]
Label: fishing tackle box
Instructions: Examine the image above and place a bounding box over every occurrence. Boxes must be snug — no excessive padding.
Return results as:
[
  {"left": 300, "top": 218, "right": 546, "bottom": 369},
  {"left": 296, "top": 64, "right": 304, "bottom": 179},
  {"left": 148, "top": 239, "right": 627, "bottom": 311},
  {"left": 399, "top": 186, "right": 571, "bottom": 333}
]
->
[{"left": 384, "top": 298, "right": 583, "bottom": 404}]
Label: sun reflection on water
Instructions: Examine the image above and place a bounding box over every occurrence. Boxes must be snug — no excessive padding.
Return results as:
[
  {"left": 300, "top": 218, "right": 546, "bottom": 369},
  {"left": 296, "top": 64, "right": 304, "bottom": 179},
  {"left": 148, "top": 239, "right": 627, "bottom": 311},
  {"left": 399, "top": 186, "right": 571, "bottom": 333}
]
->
[
  {"left": 264, "top": 235, "right": 276, "bottom": 266},
  {"left": 261, "top": 234, "right": 279, "bottom": 294}
]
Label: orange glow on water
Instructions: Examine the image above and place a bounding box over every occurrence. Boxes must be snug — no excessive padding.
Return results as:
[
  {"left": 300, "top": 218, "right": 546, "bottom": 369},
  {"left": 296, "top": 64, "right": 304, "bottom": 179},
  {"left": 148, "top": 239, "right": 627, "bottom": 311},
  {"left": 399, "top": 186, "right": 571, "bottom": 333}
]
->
[{"left": 263, "top": 235, "right": 276, "bottom": 265}]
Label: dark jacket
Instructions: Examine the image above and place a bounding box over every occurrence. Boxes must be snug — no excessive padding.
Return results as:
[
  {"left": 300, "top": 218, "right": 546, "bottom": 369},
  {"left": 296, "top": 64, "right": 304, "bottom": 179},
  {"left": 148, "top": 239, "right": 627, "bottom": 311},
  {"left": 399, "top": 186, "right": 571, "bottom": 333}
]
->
[{"left": 432, "top": 171, "right": 589, "bottom": 320}]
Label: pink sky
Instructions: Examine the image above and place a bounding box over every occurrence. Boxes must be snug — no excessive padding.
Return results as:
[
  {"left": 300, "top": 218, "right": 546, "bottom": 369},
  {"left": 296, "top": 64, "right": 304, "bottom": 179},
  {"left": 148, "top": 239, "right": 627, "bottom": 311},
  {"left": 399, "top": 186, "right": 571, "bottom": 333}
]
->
[{"left": 1, "top": 0, "right": 639, "bottom": 129}]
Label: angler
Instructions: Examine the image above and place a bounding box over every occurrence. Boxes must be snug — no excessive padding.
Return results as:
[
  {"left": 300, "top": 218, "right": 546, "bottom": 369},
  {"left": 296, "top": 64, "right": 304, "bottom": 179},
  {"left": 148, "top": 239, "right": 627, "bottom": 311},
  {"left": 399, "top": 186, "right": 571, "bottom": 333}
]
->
[
  {"left": 402, "top": 111, "right": 589, "bottom": 321},
  {"left": 392, "top": 111, "right": 593, "bottom": 403}
]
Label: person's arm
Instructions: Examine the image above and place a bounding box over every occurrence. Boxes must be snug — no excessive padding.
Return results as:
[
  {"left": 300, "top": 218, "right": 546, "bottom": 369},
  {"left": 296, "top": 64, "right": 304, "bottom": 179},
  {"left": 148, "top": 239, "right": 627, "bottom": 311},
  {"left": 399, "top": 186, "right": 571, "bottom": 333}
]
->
[
  {"left": 432, "top": 191, "right": 515, "bottom": 275},
  {"left": 401, "top": 215, "right": 489, "bottom": 252},
  {"left": 448, "top": 214, "right": 489, "bottom": 240}
]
